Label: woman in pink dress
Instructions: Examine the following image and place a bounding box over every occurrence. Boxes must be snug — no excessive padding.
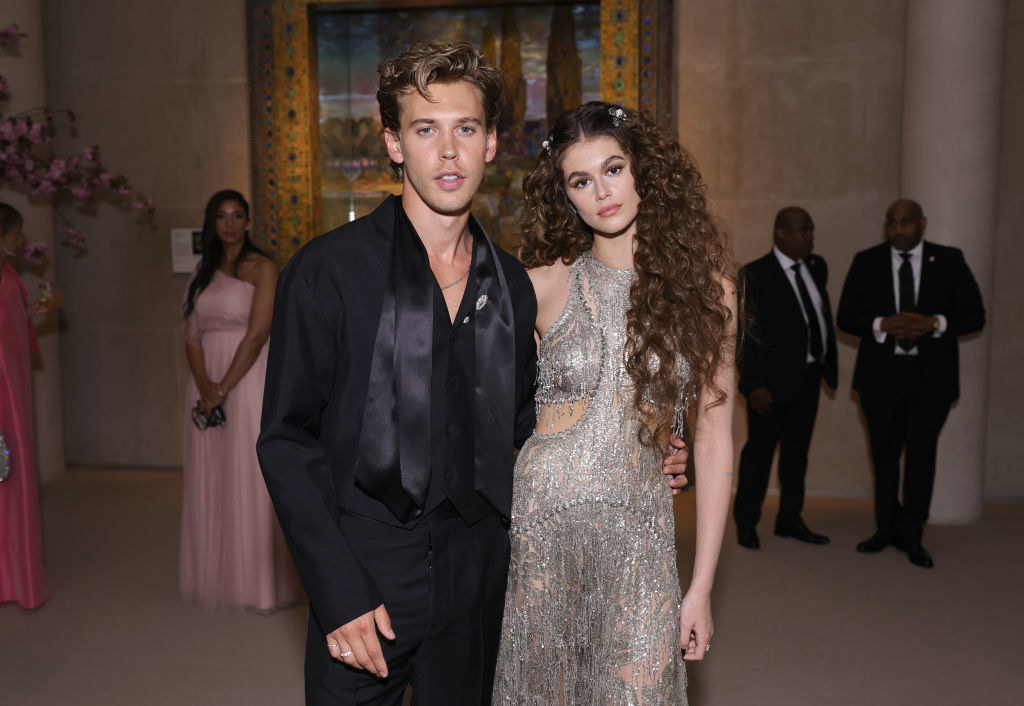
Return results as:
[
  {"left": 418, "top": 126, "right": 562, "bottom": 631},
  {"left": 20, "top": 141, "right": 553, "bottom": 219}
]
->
[
  {"left": 180, "top": 189, "right": 300, "bottom": 612},
  {"left": 0, "top": 202, "right": 49, "bottom": 610}
]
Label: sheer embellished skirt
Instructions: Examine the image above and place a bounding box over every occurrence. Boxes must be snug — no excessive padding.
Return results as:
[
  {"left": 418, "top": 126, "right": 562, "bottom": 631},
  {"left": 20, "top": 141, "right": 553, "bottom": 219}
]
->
[{"left": 493, "top": 500, "right": 687, "bottom": 705}]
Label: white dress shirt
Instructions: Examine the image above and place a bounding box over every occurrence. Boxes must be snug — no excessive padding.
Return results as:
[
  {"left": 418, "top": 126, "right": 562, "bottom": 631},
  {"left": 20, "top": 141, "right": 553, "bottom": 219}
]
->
[
  {"left": 871, "top": 241, "right": 947, "bottom": 354},
  {"left": 773, "top": 247, "right": 828, "bottom": 364}
]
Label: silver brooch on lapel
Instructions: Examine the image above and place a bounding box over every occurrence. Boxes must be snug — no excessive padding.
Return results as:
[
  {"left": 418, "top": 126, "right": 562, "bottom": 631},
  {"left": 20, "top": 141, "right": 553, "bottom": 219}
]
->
[{"left": 476, "top": 294, "right": 488, "bottom": 312}]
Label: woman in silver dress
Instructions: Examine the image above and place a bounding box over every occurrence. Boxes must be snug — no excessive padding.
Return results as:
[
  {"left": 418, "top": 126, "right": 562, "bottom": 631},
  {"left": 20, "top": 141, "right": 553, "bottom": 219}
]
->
[{"left": 494, "top": 103, "right": 737, "bottom": 704}]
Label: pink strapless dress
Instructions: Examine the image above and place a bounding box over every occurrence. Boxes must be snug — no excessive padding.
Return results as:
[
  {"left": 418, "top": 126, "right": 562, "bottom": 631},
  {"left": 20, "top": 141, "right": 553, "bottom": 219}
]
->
[
  {"left": 179, "top": 270, "right": 301, "bottom": 611},
  {"left": 0, "top": 262, "right": 49, "bottom": 610}
]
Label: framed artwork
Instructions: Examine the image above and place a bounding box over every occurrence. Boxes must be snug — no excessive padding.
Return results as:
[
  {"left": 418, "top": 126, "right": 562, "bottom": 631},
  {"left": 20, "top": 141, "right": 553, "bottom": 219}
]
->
[{"left": 246, "top": 0, "right": 672, "bottom": 261}]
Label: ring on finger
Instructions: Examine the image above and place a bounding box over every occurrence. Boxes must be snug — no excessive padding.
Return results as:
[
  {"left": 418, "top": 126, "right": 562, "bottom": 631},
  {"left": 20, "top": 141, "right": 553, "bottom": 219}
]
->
[
  {"left": 339, "top": 650, "right": 354, "bottom": 658},
  {"left": 327, "top": 643, "right": 340, "bottom": 648}
]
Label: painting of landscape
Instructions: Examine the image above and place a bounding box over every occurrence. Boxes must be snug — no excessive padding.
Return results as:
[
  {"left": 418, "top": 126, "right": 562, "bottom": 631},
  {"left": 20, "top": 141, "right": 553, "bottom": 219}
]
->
[{"left": 315, "top": 2, "right": 601, "bottom": 247}]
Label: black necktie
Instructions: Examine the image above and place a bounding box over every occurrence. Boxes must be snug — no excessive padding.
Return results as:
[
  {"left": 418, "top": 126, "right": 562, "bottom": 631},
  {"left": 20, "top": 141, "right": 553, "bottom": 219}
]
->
[
  {"left": 897, "top": 252, "right": 915, "bottom": 351},
  {"left": 792, "top": 262, "right": 824, "bottom": 362}
]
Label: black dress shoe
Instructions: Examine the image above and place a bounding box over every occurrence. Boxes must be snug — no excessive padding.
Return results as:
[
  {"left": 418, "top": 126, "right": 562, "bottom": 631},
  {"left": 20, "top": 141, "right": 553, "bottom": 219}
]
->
[
  {"left": 905, "top": 542, "right": 934, "bottom": 568},
  {"left": 737, "top": 528, "right": 760, "bottom": 550},
  {"left": 856, "top": 533, "right": 892, "bottom": 553},
  {"left": 774, "top": 519, "right": 830, "bottom": 545}
]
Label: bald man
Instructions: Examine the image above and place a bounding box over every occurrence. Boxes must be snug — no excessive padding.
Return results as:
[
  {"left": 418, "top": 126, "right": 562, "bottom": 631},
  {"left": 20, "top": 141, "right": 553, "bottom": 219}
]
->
[
  {"left": 733, "top": 207, "right": 837, "bottom": 550},
  {"left": 837, "top": 199, "right": 985, "bottom": 568}
]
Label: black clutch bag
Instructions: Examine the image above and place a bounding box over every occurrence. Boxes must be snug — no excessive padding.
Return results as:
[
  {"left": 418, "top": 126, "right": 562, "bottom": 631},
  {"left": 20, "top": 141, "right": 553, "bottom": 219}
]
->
[{"left": 191, "top": 404, "right": 226, "bottom": 431}]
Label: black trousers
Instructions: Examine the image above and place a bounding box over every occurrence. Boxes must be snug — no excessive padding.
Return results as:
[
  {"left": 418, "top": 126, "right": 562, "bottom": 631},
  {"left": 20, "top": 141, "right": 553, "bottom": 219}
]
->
[
  {"left": 859, "top": 358, "right": 951, "bottom": 544},
  {"left": 734, "top": 364, "right": 822, "bottom": 530},
  {"left": 304, "top": 506, "right": 510, "bottom": 706}
]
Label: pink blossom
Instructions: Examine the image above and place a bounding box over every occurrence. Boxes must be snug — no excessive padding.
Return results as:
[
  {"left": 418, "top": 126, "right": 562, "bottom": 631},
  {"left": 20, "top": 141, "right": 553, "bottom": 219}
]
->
[
  {"left": 0, "top": 23, "right": 25, "bottom": 50},
  {"left": 26, "top": 121, "right": 45, "bottom": 143},
  {"left": 47, "top": 158, "right": 66, "bottom": 179},
  {"left": 0, "top": 68, "right": 152, "bottom": 248},
  {"left": 21, "top": 241, "right": 47, "bottom": 265}
]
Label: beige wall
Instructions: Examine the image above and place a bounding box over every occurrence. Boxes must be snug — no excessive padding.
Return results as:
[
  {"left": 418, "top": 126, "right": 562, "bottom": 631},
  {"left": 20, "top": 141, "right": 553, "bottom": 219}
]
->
[
  {"left": 674, "top": 0, "right": 1021, "bottom": 500},
  {"left": 987, "top": 0, "right": 1024, "bottom": 498},
  {"left": 674, "top": 0, "right": 906, "bottom": 498},
  {"left": 43, "top": 0, "right": 250, "bottom": 466},
  {"left": 38, "top": 0, "right": 1021, "bottom": 497}
]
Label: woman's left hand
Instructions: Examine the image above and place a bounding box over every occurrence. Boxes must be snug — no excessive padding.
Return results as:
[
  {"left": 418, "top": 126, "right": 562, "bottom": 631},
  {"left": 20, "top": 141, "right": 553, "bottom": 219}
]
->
[{"left": 679, "top": 589, "right": 713, "bottom": 661}]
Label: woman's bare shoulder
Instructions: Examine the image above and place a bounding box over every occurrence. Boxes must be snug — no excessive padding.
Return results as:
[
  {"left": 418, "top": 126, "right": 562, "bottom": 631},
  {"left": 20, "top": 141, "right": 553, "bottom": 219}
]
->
[
  {"left": 527, "top": 258, "right": 572, "bottom": 302},
  {"left": 238, "top": 252, "right": 279, "bottom": 286}
]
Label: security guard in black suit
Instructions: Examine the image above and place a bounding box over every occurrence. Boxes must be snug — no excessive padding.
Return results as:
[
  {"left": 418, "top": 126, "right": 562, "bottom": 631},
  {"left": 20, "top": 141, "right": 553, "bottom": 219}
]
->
[
  {"left": 837, "top": 199, "right": 985, "bottom": 568},
  {"left": 734, "top": 207, "right": 838, "bottom": 550}
]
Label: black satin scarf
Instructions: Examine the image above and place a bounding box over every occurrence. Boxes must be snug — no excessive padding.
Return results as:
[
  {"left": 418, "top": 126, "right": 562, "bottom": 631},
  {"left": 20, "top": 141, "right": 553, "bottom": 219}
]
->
[{"left": 356, "top": 199, "right": 515, "bottom": 523}]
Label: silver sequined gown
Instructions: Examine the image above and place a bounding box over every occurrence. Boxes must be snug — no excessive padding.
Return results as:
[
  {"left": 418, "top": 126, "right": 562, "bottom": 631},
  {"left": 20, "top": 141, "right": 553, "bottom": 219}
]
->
[{"left": 494, "top": 251, "right": 688, "bottom": 705}]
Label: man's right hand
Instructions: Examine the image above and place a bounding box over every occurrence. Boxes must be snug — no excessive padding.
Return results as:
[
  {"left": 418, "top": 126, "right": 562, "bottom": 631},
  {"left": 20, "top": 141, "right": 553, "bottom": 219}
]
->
[
  {"left": 881, "top": 313, "right": 913, "bottom": 339},
  {"left": 749, "top": 387, "right": 772, "bottom": 415},
  {"left": 325, "top": 603, "right": 395, "bottom": 679}
]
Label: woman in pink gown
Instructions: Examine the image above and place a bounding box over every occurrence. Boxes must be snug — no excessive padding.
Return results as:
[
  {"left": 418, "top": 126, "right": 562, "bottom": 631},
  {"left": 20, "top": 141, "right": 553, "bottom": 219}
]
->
[
  {"left": 0, "top": 203, "right": 49, "bottom": 610},
  {"left": 180, "top": 190, "right": 300, "bottom": 612}
]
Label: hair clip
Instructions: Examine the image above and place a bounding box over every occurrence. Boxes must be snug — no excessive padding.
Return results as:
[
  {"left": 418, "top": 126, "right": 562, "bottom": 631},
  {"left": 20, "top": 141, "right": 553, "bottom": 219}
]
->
[
  {"left": 541, "top": 135, "right": 554, "bottom": 156},
  {"left": 609, "top": 106, "right": 626, "bottom": 127}
]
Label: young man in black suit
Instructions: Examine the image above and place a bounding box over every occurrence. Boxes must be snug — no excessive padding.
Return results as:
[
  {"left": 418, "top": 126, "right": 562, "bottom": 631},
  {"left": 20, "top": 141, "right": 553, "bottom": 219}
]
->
[
  {"left": 257, "top": 43, "right": 688, "bottom": 705},
  {"left": 733, "top": 207, "right": 838, "bottom": 550},
  {"left": 837, "top": 199, "right": 985, "bottom": 568},
  {"left": 257, "top": 43, "right": 534, "bottom": 705}
]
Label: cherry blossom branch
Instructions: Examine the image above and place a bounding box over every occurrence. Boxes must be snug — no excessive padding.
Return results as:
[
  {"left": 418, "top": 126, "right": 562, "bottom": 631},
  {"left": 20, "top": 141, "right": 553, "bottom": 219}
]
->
[{"left": 0, "top": 22, "right": 154, "bottom": 248}]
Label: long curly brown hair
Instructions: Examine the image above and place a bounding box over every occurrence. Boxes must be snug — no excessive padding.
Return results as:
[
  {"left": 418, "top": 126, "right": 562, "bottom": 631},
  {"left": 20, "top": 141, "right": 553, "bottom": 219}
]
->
[{"left": 518, "top": 102, "right": 738, "bottom": 441}]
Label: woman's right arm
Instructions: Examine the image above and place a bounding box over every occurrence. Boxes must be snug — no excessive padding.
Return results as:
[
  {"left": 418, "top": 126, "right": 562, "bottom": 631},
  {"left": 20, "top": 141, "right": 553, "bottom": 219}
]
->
[{"left": 184, "top": 312, "right": 221, "bottom": 411}]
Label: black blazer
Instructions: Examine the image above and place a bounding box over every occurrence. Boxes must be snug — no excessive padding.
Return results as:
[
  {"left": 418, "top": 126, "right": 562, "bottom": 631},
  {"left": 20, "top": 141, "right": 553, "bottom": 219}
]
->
[
  {"left": 836, "top": 241, "right": 985, "bottom": 403},
  {"left": 738, "top": 251, "right": 838, "bottom": 402},
  {"left": 256, "top": 197, "right": 538, "bottom": 632}
]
